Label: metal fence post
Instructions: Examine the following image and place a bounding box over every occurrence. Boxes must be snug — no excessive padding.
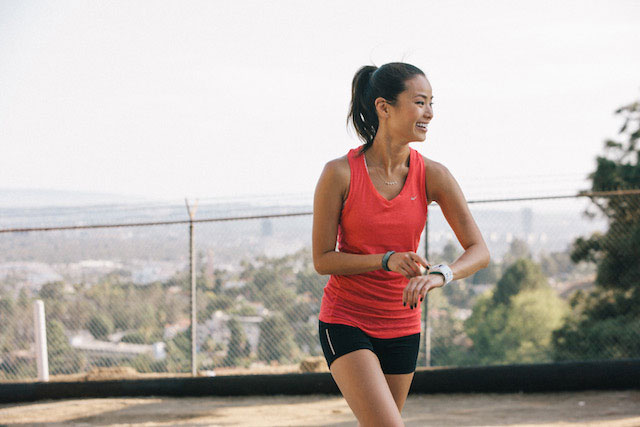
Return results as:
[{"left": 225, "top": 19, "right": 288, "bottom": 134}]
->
[
  {"left": 186, "top": 199, "right": 199, "bottom": 377},
  {"left": 424, "top": 217, "right": 430, "bottom": 367},
  {"left": 33, "top": 300, "right": 49, "bottom": 382}
]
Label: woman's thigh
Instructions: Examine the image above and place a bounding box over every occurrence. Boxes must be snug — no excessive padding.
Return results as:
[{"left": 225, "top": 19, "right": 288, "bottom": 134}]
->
[
  {"left": 384, "top": 372, "right": 415, "bottom": 412},
  {"left": 329, "top": 349, "right": 404, "bottom": 427}
]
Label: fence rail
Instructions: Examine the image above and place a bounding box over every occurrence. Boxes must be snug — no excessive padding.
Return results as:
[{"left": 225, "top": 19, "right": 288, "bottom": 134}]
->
[{"left": 4, "top": 190, "right": 639, "bottom": 234}]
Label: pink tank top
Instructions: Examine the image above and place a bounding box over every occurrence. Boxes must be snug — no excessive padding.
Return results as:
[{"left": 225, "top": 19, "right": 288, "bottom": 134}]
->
[{"left": 318, "top": 147, "right": 428, "bottom": 338}]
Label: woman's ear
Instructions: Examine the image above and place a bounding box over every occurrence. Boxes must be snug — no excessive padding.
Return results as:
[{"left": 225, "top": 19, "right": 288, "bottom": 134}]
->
[{"left": 374, "top": 97, "right": 390, "bottom": 119}]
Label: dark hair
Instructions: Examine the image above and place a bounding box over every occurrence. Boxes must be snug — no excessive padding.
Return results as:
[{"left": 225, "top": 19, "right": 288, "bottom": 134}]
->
[{"left": 348, "top": 62, "right": 425, "bottom": 152}]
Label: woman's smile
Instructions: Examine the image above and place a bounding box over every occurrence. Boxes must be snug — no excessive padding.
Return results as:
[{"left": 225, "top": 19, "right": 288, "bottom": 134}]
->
[{"left": 416, "top": 122, "right": 429, "bottom": 132}]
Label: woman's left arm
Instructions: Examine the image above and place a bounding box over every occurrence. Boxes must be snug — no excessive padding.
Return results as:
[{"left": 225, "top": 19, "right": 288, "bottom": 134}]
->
[
  {"left": 404, "top": 160, "right": 490, "bottom": 308},
  {"left": 430, "top": 160, "right": 490, "bottom": 280}
]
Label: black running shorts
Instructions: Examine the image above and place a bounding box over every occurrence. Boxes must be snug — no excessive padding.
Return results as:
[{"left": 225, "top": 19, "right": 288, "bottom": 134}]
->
[{"left": 318, "top": 320, "right": 420, "bottom": 374}]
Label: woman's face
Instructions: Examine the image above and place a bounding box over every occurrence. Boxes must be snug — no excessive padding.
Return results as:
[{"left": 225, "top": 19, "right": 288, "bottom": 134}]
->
[{"left": 386, "top": 75, "right": 433, "bottom": 143}]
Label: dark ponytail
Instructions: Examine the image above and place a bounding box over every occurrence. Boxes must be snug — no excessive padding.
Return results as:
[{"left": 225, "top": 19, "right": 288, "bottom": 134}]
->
[{"left": 348, "top": 62, "right": 425, "bottom": 152}]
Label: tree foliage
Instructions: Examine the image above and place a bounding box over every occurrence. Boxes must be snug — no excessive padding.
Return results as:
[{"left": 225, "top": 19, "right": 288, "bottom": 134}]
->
[
  {"left": 465, "top": 259, "right": 567, "bottom": 365},
  {"left": 471, "top": 260, "right": 501, "bottom": 284},
  {"left": 554, "top": 287, "right": 640, "bottom": 360},
  {"left": 86, "top": 313, "right": 114, "bottom": 340},
  {"left": 223, "top": 316, "right": 251, "bottom": 367},
  {"left": 258, "top": 313, "right": 297, "bottom": 363},
  {"left": 554, "top": 98, "right": 640, "bottom": 360},
  {"left": 571, "top": 100, "right": 640, "bottom": 289},
  {"left": 492, "top": 258, "right": 547, "bottom": 305},
  {"left": 423, "top": 287, "right": 469, "bottom": 366},
  {"left": 47, "top": 319, "right": 84, "bottom": 375},
  {"left": 165, "top": 328, "right": 191, "bottom": 373}
]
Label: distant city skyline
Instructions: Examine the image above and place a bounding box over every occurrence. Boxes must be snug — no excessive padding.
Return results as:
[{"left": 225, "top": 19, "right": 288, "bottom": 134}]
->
[{"left": 1, "top": 0, "right": 639, "bottom": 203}]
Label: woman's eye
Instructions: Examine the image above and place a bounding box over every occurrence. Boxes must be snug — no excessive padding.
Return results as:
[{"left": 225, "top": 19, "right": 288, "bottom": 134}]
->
[{"left": 417, "top": 101, "right": 425, "bottom": 105}]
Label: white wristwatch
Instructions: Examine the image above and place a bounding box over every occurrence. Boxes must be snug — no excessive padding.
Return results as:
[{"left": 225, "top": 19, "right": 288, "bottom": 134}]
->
[{"left": 428, "top": 264, "right": 453, "bottom": 285}]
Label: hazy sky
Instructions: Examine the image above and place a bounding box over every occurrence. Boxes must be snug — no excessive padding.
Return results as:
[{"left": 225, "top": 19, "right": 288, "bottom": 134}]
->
[{"left": 1, "top": 0, "right": 639, "bottom": 203}]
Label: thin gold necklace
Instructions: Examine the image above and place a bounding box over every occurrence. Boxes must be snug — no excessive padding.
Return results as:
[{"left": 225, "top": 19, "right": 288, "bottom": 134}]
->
[
  {"left": 382, "top": 173, "right": 398, "bottom": 186},
  {"left": 364, "top": 155, "right": 399, "bottom": 185}
]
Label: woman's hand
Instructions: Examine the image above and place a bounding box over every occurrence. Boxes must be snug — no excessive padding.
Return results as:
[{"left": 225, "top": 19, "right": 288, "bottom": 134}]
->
[
  {"left": 387, "top": 252, "right": 428, "bottom": 279},
  {"left": 403, "top": 273, "right": 445, "bottom": 309}
]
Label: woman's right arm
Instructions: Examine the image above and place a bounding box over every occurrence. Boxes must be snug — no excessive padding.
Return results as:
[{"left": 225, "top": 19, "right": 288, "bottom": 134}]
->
[{"left": 312, "top": 158, "right": 426, "bottom": 277}]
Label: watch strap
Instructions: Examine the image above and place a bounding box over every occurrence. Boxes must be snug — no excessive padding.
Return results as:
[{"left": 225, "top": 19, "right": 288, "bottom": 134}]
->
[
  {"left": 428, "top": 263, "right": 453, "bottom": 285},
  {"left": 382, "top": 251, "right": 395, "bottom": 271}
]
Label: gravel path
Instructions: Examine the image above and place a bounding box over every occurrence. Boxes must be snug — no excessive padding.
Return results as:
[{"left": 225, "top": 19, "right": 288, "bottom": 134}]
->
[{"left": 1, "top": 390, "right": 638, "bottom": 426}]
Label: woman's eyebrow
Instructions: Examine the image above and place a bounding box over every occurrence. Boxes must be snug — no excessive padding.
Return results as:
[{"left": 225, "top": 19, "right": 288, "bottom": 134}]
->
[{"left": 414, "top": 94, "right": 434, "bottom": 100}]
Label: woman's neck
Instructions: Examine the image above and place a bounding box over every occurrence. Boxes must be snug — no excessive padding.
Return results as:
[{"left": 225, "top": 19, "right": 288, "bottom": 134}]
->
[{"left": 366, "top": 133, "right": 410, "bottom": 173}]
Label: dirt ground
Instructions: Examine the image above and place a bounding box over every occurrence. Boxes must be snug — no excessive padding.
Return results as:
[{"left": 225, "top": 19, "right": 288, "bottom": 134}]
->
[{"left": 0, "top": 390, "right": 639, "bottom": 426}]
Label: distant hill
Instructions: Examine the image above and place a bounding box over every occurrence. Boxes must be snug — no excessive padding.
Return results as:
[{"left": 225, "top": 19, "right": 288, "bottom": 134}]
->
[{"left": 0, "top": 188, "right": 154, "bottom": 208}]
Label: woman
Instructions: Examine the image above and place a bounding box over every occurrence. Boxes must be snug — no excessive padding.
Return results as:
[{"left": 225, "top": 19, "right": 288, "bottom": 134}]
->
[{"left": 312, "top": 62, "right": 490, "bottom": 426}]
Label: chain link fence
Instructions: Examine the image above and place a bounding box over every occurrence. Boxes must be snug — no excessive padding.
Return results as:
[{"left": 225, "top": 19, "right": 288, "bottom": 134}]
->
[{"left": 0, "top": 191, "right": 638, "bottom": 382}]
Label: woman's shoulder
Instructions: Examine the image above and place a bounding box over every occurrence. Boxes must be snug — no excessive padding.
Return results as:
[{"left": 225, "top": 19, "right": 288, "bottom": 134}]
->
[
  {"left": 317, "top": 154, "right": 351, "bottom": 202},
  {"left": 421, "top": 154, "right": 454, "bottom": 203},
  {"left": 420, "top": 154, "right": 448, "bottom": 176},
  {"left": 322, "top": 154, "right": 350, "bottom": 182}
]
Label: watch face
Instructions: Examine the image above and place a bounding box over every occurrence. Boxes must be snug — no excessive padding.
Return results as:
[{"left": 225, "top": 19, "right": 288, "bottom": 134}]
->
[{"left": 430, "top": 264, "right": 452, "bottom": 284}]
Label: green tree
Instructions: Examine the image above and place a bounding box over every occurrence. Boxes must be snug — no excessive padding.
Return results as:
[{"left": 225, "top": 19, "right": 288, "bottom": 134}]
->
[
  {"left": 230, "top": 303, "right": 258, "bottom": 316},
  {"left": 539, "top": 249, "right": 578, "bottom": 279},
  {"left": 121, "top": 331, "right": 146, "bottom": 344},
  {"left": 223, "top": 317, "right": 251, "bottom": 367},
  {"left": 38, "top": 282, "right": 68, "bottom": 324},
  {"left": 0, "top": 296, "right": 17, "bottom": 361},
  {"left": 241, "top": 250, "right": 309, "bottom": 316},
  {"left": 86, "top": 314, "right": 114, "bottom": 340},
  {"left": 258, "top": 313, "right": 296, "bottom": 363},
  {"left": 165, "top": 328, "right": 191, "bottom": 372},
  {"left": 128, "top": 353, "right": 167, "bottom": 373},
  {"left": 17, "top": 288, "right": 29, "bottom": 310},
  {"left": 501, "top": 288, "right": 567, "bottom": 362},
  {"left": 465, "top": 260, "right": 567, "bottom": 365},
  {"left": 0, "top": 297, "right": 15, "bottom": 321},
  {"left": 554, "top": 288, "right": 640, "bottom": 360},
  {"left": 464, "top": 292, "right": 510, "bottom": 365},
  {"left": 422, "top": 288, "right": 469, "bottom": 366},
  {"left": 294, "top": 320, "right": 321, "bottom": 356},
  {"left": 204, "top": 294, "right": 234, "bottom": 315},
  {"left": 471, "top": 260, "right": 502, "bottom": 285},
  {"left": 39, "top": 281, "right": 65, "bottom": 300},
  {"left": 47, "top": 320, "right": 84, "bottom": 375},
  {"left": 295, "top": 267, "right": 327, "bottom": 305},
  {"left": 442, "top": 279, "right": 474, "bottom": 309},
  {"left": 492, "top": 259, "right": 547, "bottom": 305},
  {"left": 553, "top": 98, "right": 640, "bottom": 360}
]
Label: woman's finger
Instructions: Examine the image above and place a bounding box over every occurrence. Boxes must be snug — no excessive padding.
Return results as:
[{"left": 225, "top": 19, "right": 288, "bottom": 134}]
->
[
  {"left": 419, "top": 281, "right": 429, "bottom": 301},
  {"left": 403, "top": 280, "right": 416, "bottom": 306},
  {"left": 398, "top": 265, "right": 413, "bottom": 279},
  {"left": 419, "top": 279, "right": 430, "bottom": 302},
  {"left": 406, "top": 281, "right": 416, "bottom": 307},
  {"left": 402, "top": 280, "right": 411, "bottom": 305},
  {"left": 409, "top": 253, "right": 429, "bottom": 268},
  {"left": 405, "top": 279, "right": 418, "bottom": 308},
  {"left": 402, "top": 255, "right": 421, "bottom": 276},
  {"left": 412, "top": 279, "right": 427, "bottom": 307}
]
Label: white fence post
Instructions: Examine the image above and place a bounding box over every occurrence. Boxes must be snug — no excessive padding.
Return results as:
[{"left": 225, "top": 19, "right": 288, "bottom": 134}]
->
[{"left": 33, "top": 299, "right": 49, "bottom": 382}]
